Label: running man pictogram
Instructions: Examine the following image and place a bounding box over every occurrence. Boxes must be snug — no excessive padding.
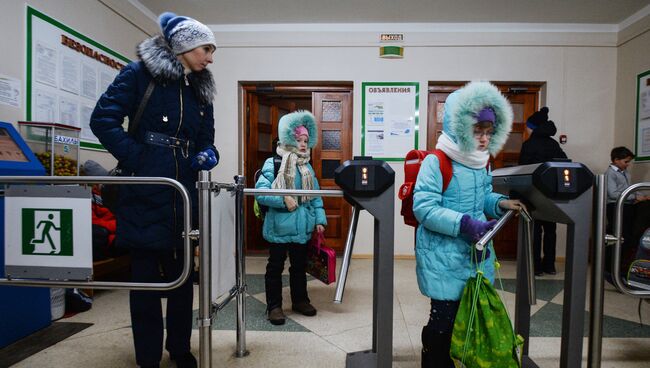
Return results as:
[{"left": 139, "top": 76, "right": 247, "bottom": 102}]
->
[{"left": 30, "top": 213, "right": 61, "bottom": 253}]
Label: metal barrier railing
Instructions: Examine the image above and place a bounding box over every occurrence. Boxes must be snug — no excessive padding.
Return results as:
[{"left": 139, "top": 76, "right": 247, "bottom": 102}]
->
[
  {"left": 610, "top": 182, "right": 650, "bottom": 297},
  {"left": 202, "top": 184, "right": 346, "bottom": 361},
  {"left": 0, "top": 176, "right": 193, "bottom": 291}
]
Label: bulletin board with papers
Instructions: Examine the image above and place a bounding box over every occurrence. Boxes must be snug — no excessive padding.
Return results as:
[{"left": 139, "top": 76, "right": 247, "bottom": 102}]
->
[
  {"left": 636, "top": 69, "right": 650, "bottom": 161},
  {"left": 361, "top": 82, "right": 419, "bottom": 161},
  {"left": 26, "top": 6, "right": 131, "bottom": 151}
]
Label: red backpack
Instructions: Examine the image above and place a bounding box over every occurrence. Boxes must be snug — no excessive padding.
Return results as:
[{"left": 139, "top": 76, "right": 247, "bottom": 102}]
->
[{"left": 398, "top": 149, "right": 453, "bottom": 227}]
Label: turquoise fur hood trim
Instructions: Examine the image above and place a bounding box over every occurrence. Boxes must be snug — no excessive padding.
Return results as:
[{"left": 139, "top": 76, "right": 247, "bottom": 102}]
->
[
  {"left": 278, "top": 110, "right": 318, "bottom": 148},
  {"left": 442, "top": 81, "right": 513, "bottom": 155}
]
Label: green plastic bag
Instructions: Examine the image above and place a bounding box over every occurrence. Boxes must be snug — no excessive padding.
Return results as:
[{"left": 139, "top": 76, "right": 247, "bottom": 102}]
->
[
  {"left": 253, "top": 199, "right": 264, "bottom": 219},
  {"left": 450, "top": 269, "right": 524, "bottom": 368}
]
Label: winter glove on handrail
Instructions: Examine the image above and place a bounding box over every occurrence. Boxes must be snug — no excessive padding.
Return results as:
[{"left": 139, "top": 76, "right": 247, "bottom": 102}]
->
[
  {"left": 460, "top": 214, "right": 497, "bottom": 243},
  {"left": 191, "top": 148, "right": 219, "bottom": 170}
]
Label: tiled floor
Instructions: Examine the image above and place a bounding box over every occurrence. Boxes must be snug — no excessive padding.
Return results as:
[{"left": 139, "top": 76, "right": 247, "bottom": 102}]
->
[{"left": 8, "top": 257, "right": 650, "bottom": 367}]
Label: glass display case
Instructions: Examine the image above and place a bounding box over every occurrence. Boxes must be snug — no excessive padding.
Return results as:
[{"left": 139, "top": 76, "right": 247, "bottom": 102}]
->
[{"left": 18, "top": 121, "right": 80, "bottom": 176}]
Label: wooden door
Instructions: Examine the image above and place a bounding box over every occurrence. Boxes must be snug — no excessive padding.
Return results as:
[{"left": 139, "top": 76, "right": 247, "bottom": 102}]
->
[
  {"left": 427, "top": 83, "right": 540, "bottom": 259},
  {"left": 312, "top": 92, "right": 353, "bottom": 251},
  {"left": 243, "top": 86, "right": 353, "bottom": 254},
  {"left": 490, "top": 89, "right": 539, "bottom": 258}
]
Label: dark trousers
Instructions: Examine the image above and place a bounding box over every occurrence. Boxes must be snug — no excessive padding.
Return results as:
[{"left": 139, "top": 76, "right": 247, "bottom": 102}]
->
[
  {"left": 421, "top": 299, "right": 460, "bottom": 368},
  {"left": 129, "top": 248, "right": 194, "bottom": 366},
  {"left": 265, "top": 242, "right": 309, "bottom": 311},
  {"left": 533, "top": 220, "right": 557, "bottom": 273}
]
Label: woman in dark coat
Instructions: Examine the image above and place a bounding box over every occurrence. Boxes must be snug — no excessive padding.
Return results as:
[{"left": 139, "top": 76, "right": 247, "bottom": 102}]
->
[
  {"left": 90, "top": 12, "right": 218, "bottom": 368},
  {"left": 519, "top": 107, "right": 567, "bottom": 276}
]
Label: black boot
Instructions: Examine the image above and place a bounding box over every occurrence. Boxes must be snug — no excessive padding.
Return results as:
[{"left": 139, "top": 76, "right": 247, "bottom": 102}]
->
[
  {"left": 421, "top": 325, "right": 454, "bottom": 368},
  {"left": 170, "top": 352, "right": 197, "bottom": 368}
]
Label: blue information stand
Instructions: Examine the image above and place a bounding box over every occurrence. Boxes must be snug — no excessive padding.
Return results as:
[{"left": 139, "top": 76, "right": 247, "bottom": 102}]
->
[{"left": 0, "top": 121, "right": 52, "bottom": 348}]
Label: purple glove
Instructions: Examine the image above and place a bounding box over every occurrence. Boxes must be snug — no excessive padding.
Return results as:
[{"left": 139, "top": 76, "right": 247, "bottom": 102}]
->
[
  {"left": 460, "top": 214, "right": 497, "bottom": 243},
  {"left": 191, "top": 148, "right": 219, "bottom": 170}
]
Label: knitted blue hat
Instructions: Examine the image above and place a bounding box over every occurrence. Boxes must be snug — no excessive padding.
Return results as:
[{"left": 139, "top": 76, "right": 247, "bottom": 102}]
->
[
  {"left": 526, "top": 107, "right": 549, "bottom": 130},
  {"left": 158, "top": 12, "right": 216, "bottom": 55}
]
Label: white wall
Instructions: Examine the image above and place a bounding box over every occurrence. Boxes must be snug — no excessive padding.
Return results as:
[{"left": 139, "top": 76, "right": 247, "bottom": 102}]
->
[
  {"left": 2, "top": 4, "right": 646, "bottom": 257},
  {"left": 0, "top": 0, "right": 149, "bottom": 169},
  {"left": 616, "top": 18, "right": 650, "bottom": 183},
  {"left": 209, "top": 26, "right": 618, "bottom": 256}
]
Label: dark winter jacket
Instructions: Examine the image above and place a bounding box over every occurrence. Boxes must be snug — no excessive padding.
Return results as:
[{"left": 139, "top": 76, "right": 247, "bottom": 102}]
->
[
  {"left": 518, "top": 121, "right": 567, "bottom": 165},
  {"left": 90, "top": 35, "right": 216, "bottom": 250}
]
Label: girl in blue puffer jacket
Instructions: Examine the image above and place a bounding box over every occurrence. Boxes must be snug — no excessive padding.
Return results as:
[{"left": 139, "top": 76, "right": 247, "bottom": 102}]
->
[
  {"left": 255, "top": 111, "right": 327, "bottom": 326},
  {"left": 413, "top": 81, "right": 525, "bottom": 367}
]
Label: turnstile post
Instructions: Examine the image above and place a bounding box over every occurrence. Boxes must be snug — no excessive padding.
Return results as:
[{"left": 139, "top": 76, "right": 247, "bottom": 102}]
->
[
  {"left": 198, "top": 171, "right": 213, "bottom": 368},
  {"left": 588, "top": 174, "right": 607, "bottom": 368},
  {"left": 234, "top": 175, "right": 249, "bottom": 358}
]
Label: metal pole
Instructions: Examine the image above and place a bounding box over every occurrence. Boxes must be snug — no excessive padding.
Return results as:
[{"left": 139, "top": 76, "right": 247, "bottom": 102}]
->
[
  {"left": 523, "top": 216, "right": 536, "bottom": 305},
  {"left": 234, "top": 175, "right": 249, "bottom": 357},
  {"left": 198, "top": 171, "right": 213, "bottom": 368},
  {"left": 588, "top": 174, "right": 607, "bottom": 368},
  {"left": 514, "top": 215, "right": 532, "bottom": 359},
  {"left": 474, "top": 209, "right": 516, "bottom": 250},
  {"left": 243, "top": 188, "right": 344, "bottom": 197},
  {"left": 611, "top": 183, "right": 650, "bottom": 297},
  {"left": 49, "top": 127, "right": 55, "bottom": 176},
  {"left": 334, "top": 205, "right": 361, "bottom": 303}
]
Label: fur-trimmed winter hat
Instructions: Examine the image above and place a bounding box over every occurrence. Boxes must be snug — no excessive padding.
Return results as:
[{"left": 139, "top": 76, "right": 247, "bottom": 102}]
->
[
  {"left": 158, "top": 12, "right": 216, "bottom": 55},
  {"left": 442, "top": 81, "right": 513, "bottom": 155},
  {"left": 526, "top": 107, "right": 549, "bottom": 130},
  {"left": 278, "top": 111, "right": 318, "bottom": 148}
]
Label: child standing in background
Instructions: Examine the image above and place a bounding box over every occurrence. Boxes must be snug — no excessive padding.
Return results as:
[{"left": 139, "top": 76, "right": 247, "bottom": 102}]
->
[
  {"left": 413, "top": 81, "right": 525, "bottom": 367},
  {"left": 255, "top": 111, "right": 327, "bottom": 326},
  {"left": 605, "top": 146, "right": 650, "bottom": 276}
]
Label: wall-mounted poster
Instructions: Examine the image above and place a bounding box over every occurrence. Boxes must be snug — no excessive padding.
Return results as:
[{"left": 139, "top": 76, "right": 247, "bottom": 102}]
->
[
  {"left": 361, "top": 82, "right": 419, "bottom": 161},
  {"left": 636, "top": 70, "right": 650, "bottom": 161},
  {"left": 26, "top": 6, "right": 130, "bottom": 151}
]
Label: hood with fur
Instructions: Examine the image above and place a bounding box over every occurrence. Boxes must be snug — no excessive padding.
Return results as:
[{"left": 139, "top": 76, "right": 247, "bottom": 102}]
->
[
  {"left": 442, "top": 81, "right": 513, "bottom": 155},
  {"left": 278, "top": 110, "right": 318, "bottom": 148},
  {"left": 136, "top": 35, "right": 215, "bottom": 105}
]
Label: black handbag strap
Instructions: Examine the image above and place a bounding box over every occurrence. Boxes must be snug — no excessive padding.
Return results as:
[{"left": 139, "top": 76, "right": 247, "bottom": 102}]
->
[{"left": 128, "top": 80, "right": 155, "bottom": 136}]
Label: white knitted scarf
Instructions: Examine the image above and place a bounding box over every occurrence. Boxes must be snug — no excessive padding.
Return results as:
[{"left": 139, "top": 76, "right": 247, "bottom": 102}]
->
[
  {"left": 435, "top": 132, "right": 490, "bottom": 169},
  {"left": 272, "top": 145, "right": 314, "bottom": 203}
]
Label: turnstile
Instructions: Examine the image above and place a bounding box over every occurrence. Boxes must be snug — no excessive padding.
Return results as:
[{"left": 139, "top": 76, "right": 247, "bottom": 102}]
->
[
  {"left": 492, "top": 161, "right": 594, "bottom": 368},
  {"left": 334, "top": 157, "right": 395, "bottom": 368},
  {"left": 239, "top": 156, "right": 395, "bottom": 368}
]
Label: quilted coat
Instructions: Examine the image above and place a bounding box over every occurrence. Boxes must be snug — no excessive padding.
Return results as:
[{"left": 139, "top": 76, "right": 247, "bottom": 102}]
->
[
  {"left": 90, "top": 35, "right": 216, "bottom": 250},
  {"left": 413, "top": 81, "right": 512, "bottom": 301},
  {"left": 255, "top": 157, "right": 327, "bottom": 244}
]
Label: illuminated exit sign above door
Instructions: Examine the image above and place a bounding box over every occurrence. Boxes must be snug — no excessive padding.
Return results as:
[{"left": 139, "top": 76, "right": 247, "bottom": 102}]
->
[{"left": 380, "top": 34, "right": 403, "bottom": 42}]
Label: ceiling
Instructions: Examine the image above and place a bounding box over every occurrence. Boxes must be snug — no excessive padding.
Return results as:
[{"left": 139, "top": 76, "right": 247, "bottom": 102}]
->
[{"left": 133, "top": 0, "right": 650, "bottom": 26}]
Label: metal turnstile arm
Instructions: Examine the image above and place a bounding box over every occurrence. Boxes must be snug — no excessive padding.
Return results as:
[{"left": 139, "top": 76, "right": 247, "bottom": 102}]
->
[
  {"left": 334, "top": 205, "right": 361, "bottom": 303},
  {"left": 475, "top": 209, "right": 536, "bottom": 304}
]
